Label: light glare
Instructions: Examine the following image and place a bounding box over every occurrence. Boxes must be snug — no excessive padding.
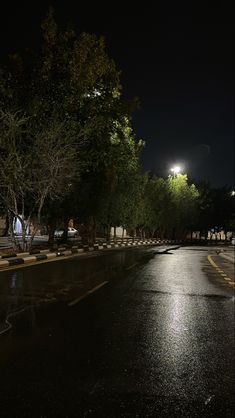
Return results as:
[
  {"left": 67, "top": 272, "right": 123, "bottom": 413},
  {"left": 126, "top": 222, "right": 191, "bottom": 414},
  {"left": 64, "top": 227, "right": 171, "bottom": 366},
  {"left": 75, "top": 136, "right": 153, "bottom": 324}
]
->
[{"left": 170, "top": 165, "right": 182, "bottom": 175}]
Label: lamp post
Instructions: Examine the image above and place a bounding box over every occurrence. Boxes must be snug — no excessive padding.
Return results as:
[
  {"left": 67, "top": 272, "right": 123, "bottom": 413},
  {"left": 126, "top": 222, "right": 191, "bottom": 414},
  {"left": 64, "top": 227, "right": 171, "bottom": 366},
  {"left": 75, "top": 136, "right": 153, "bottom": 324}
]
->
[{"left": 170, "top": 166, "right": 181, "bottom": 178}]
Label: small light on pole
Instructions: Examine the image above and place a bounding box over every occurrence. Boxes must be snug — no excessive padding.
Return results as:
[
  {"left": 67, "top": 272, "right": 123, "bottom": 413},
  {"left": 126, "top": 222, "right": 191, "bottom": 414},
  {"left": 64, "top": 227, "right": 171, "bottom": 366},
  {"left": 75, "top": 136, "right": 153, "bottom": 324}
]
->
[
  {"left": 170, "top": 166, "right": 181, "bottom": 178},
  {"left": 231, "top": 190, "right": 235, "bottom": 197}
]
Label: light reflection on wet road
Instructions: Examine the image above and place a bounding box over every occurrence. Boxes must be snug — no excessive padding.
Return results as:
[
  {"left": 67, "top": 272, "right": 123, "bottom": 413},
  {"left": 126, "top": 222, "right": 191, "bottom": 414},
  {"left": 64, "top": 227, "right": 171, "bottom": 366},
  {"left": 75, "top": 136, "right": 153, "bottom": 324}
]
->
[{"left": 0, "top": 246, "right": 234, "bottom": 417}]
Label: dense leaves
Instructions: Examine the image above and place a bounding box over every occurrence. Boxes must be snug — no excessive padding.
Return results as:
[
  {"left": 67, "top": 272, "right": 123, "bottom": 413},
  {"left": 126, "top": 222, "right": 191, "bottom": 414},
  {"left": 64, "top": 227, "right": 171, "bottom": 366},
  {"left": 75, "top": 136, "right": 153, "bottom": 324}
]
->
[{"left": 0, "top": 9, "right": 233, "bottom": 248}]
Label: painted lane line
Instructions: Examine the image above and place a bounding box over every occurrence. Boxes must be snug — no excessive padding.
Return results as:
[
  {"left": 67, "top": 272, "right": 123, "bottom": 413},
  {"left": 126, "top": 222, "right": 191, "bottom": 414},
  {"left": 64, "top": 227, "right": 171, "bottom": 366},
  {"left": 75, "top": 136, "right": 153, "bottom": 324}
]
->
[
  {"left": 68, "top": 281, "right": 108, "bottom": 307},
  {"left": 207, "top": 255, "right": 234, "bottom": 287},
  {"left": 68, "top": 294, "right": 88, "bottom": 306},
  {"left": 207, "top": 255, "right": 217, "bottom": 269},
  {"left": 88, "top": 281, "right": 108, "bottom": 294},
  {"left": 222, "top": 277, "right": 230, "bottom": 282},
  {"left": 126, "top": 263, "right": 138, "bottom": 270}
]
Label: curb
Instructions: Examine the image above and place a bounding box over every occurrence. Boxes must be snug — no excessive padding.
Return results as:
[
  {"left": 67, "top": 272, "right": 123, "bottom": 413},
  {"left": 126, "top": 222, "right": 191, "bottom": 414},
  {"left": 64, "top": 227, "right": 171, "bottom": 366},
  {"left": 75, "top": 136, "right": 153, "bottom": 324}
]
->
[
  {"left": 0, "top": 249, "right": 50, "bottom": 259},
  {"left": 0, "top": 239, "right": 176, "bottom": 270}
]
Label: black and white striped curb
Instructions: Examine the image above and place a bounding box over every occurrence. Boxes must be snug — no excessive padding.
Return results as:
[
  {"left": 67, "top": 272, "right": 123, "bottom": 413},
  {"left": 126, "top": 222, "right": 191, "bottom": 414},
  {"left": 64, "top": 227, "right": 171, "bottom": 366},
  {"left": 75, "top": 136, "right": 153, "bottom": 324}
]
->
[
  {"left": 0, "top": 239, "right": 177, "bottom": 270},
  {"left": 0, "top": 248, "right": 51, "bottom": 260}
]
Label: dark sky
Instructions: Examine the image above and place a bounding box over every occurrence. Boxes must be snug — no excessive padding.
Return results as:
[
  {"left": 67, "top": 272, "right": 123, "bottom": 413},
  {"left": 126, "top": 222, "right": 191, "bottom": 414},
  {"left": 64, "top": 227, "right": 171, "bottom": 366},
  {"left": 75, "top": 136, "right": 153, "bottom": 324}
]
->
[{"left": 0, "top": 1, "right": 234, "bottom": 187}]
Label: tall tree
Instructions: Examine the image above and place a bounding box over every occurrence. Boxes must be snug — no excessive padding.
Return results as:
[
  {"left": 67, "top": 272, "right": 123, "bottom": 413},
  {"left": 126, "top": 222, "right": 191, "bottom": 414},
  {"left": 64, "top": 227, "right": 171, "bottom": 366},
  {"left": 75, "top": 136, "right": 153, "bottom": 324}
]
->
[
  {"left": 0, "top": 8, "right": 144, "bottom": 246},
  {"left": 0, "top": 110, "right": 77, "bottom": 250},
  {"left": 166, "top": 174, "right": 199, "bottom": 239}
]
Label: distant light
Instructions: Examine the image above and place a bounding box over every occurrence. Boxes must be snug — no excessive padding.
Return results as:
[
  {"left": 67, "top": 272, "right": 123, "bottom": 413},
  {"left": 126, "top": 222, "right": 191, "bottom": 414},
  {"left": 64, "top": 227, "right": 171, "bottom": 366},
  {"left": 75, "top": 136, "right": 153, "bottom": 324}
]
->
[
  {"left": 231, "top": 190, "right": 235, "bottom": 196},
  {"left": 94, "top": 89, "right": 101, "bottom": 97},
  {"left": 171, "top": 166, "right": 181, "bottom": 174},
  {"left": 84, "top": 89, "right": 101, "bottom": 99},
  {"left": 170, "top": 166, "right": 182, "bottom": 177}
]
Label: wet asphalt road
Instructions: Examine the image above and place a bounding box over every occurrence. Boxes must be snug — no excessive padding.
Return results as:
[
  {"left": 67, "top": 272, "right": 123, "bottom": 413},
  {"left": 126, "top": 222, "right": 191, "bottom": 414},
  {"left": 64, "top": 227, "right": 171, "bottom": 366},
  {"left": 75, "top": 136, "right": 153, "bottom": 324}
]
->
[{"left": 0, "top": 246, "right": 234, "bottom": 417}]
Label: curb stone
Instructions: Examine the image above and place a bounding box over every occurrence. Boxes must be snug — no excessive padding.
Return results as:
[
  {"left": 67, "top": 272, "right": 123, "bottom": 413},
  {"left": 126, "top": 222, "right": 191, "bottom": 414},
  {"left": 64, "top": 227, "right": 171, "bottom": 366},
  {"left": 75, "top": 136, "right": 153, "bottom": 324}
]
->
[
  {"left": 0, "top": 239, "right": 176, "bottom": 270},
  {"left": 0, "top": 248, "right": 50, "bottom": 259}
]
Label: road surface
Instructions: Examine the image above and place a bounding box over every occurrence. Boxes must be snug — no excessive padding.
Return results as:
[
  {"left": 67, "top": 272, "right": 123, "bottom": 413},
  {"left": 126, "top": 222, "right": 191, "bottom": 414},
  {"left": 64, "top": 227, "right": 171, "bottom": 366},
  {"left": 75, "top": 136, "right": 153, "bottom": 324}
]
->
[{"left": 0, "top": 246, "right": 234, "bottom": 417}]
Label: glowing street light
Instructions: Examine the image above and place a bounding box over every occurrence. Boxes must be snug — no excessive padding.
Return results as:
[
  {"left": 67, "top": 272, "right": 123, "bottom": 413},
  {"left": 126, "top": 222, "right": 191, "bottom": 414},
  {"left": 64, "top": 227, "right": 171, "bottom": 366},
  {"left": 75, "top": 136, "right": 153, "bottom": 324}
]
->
[
  {"left": 231, "top": 190, "right": 235, "bottom": 197},
  {"left": 170, "top": 166, "right": 181, "bottom": 178}
]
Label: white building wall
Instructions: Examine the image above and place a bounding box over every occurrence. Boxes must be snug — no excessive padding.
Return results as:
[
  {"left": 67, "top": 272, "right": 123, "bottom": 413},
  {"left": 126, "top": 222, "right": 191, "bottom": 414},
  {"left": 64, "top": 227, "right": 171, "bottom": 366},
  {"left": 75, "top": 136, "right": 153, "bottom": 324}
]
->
[{"left": 110, "top": 227, "right": 127, "bottom": 238}]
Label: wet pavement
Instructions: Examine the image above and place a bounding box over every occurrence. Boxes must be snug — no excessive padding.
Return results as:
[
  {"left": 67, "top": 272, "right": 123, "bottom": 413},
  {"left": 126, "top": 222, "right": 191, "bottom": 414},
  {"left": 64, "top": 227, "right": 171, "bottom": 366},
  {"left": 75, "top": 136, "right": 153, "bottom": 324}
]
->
[{"left": 0, "top": 246, "right": 234, "bottom": 417}]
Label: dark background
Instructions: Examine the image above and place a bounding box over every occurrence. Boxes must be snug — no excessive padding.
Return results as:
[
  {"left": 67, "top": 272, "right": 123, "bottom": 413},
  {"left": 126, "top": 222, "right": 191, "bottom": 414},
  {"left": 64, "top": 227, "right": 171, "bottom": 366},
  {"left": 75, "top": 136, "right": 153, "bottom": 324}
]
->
[{"left": 0, "top": 1, "right": 233, "bottom": 187}]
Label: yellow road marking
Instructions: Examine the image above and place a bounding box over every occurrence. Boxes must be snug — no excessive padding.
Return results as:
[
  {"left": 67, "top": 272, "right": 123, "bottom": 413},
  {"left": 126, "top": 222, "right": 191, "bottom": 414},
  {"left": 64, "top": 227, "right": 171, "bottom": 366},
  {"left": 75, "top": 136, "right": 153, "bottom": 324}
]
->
[
  {"left": 207, "top": 255, "right": 217, "bottom": 269},
  {"left": 207, "top": 255, "right": 235, "bottom": 288}
]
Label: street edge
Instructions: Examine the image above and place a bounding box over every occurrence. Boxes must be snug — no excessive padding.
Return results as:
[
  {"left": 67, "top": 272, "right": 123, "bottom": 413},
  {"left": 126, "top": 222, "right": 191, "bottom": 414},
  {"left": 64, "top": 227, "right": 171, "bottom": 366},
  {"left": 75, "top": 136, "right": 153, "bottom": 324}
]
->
[{"left": 0, "top": 239, "right": 178, "bottom": 271}]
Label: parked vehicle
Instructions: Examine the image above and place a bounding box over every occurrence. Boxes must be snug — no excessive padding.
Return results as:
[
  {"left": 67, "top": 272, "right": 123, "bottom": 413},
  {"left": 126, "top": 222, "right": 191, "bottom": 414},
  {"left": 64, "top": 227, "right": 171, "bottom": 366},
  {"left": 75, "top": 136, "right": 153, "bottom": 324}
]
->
[
  {"left": 68, "top": 227, "right": 78, "bottom": 237},
  {"left": 54, "top": 227, "right": 78, "bottom": 238}
]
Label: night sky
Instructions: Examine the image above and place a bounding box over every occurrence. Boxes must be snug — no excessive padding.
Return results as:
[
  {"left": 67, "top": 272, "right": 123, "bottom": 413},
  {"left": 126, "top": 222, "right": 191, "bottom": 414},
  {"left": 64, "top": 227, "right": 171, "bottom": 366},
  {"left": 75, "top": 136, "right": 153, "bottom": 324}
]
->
[{"left": 0, "top": 1, "right": 234, "bottom": 187}]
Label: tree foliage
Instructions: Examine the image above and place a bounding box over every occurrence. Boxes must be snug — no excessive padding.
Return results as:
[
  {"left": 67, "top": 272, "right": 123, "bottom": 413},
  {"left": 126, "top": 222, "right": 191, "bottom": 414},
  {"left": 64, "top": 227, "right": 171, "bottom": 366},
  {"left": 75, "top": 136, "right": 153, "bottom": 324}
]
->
[
  {"left": 0, "top": 110, "right": 77, "bottom": 249},
  {"left": 0, "top": 8, "right": 232, "bottom": 249}
]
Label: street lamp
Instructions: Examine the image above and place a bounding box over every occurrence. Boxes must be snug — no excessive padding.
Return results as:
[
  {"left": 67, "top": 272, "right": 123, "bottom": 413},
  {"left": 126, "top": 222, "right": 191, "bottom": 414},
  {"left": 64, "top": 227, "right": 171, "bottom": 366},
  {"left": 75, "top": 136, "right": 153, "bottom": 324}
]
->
[
  {"left": 231, "top": 190, "right": 235, "bottom": 196},
  {"left": 170, "top": 166, "right": 181, "bottom": 178}
]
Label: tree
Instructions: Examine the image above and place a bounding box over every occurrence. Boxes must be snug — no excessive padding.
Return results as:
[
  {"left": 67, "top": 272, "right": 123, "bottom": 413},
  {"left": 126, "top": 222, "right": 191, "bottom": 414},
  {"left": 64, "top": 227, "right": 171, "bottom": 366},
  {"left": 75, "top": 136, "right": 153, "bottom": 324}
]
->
[
  {"left": 0, "top": 110, "right": 77, "bottom": 250},
  {"left": 195, "top": 182, "right": 235, "bottom": 240},
  {"left": 166, "top": 174, "right": 199, "bottom": 239},
  {"left": 0, "top": 8, "right": 144, "bottom": 247},
  {"left": 35, "top": 9, "right": 138, "bottom": 242},
  {"left": 141, "top": 175, "right": 170, "bottom": 238}
]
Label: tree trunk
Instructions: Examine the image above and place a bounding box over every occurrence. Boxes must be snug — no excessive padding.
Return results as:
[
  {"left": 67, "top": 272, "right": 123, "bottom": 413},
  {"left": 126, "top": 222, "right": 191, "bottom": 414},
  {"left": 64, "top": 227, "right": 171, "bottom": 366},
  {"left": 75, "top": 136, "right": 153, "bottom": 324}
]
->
[
  {"left": 47, "top": 217, "right": 57, "bottom": 247},
  {"left": 106, "top": 224, "right": 110, "bottom": 242},
  {"left": 48, "top": 227, "right": 56, "bottom": 246},
  {"left": 92, "top": 216, "right": 97, "bottom": 243},
  {"left": 61, "top": 218, "right": 68, "bottom": 244},
  {"left": 2, "top": 214, "right": 9, "bottom": 237},
  {"left": 122, "top": 227, "right": 125, "bottom": 241},
  {"left": 132, "top": 228, "right": 136, "bottom": 242},
  {"left": 8, "top": 211, "right": 19, "bottom": 251}
]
